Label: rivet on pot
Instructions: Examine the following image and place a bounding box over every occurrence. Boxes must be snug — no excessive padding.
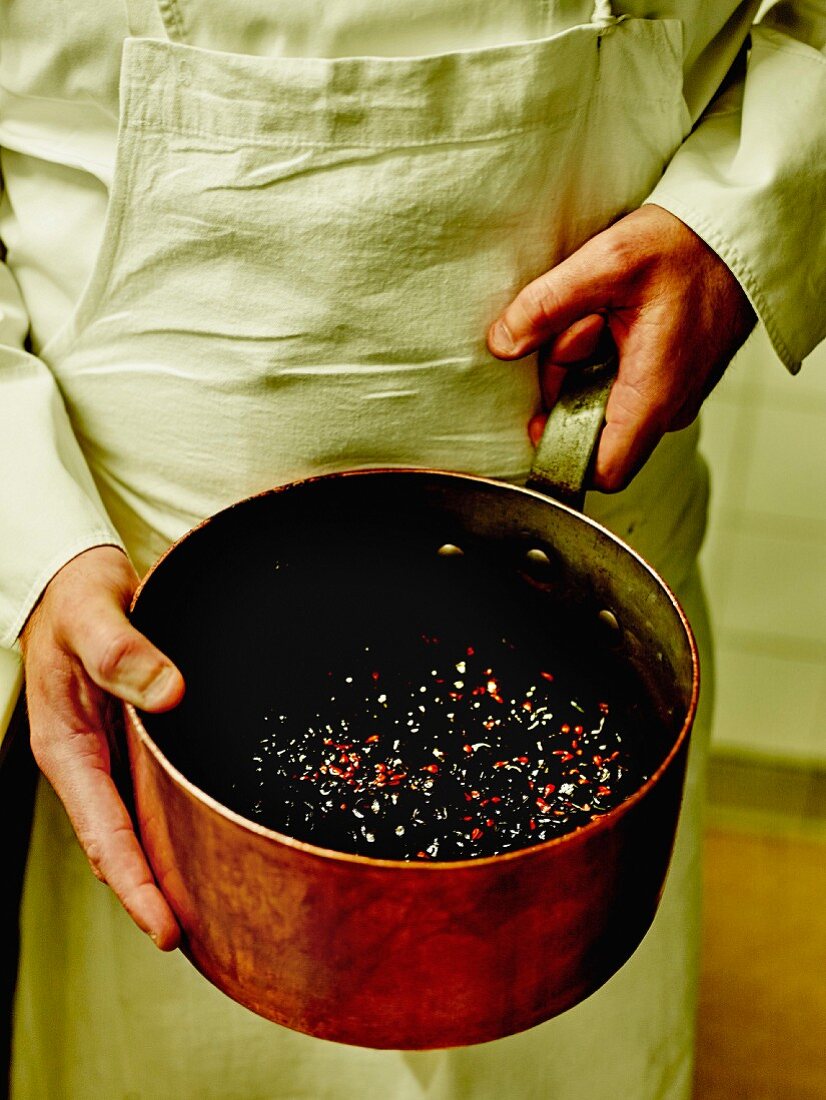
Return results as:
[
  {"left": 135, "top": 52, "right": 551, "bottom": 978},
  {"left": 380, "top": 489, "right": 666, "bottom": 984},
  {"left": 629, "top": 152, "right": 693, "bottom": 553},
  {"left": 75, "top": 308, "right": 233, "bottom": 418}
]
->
[
  {"left": 598, "top": 609, "right": 621, "bottom": 635},
  {"left": 525, "top": 548, "right": 551, "bottom": 566}
]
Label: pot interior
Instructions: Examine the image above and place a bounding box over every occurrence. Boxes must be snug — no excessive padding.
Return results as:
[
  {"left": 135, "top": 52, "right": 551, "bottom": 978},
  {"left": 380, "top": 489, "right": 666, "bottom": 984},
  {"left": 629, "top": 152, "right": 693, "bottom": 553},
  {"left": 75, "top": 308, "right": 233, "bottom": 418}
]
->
[{"left": 130, "top": 471, "right": 696, "bottom": 856}]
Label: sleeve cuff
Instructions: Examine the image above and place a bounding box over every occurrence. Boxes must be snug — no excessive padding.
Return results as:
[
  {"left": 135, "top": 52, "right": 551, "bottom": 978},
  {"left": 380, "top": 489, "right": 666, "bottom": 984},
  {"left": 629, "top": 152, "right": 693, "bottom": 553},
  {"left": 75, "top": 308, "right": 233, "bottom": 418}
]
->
[
  {"left": 643, "top": 26, "right": 826, "bottom": 374},
  {"left": 1, "top": 533, "right": 126, "bottom": 650}
]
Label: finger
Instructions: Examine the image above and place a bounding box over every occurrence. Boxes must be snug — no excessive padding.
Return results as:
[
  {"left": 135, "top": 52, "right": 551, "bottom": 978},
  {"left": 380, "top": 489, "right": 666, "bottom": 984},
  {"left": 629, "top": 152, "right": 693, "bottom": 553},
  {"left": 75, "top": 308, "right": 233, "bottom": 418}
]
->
[
  {"left": 61, "top": 595, "right": 185, "bottom": 712},
  {"left": 593, "top": 417, "right": 663, "bottom": 493},
  {"left": 488, "top": 251, "right": 617, "bottom": 359},
  {"left": 528, "top": 412, "right": 548, "bottom": 447},
  {"left": 32, "top": 708, "right": 180, "bottom": 950},
  {"left": 537, "top": 353, "right": 567, "bottom": 410},
  {"left": 536, "top": 313, "right": 606, "bottom": 410},
  {"left": 531, "top": 376, "right": 662, "bottom": 490},
  {"left": 591, "top": 362, "right": 671, "bottom": 493},
  {"left": 548, "top": 313, "right": 606, "bottom": 363}
]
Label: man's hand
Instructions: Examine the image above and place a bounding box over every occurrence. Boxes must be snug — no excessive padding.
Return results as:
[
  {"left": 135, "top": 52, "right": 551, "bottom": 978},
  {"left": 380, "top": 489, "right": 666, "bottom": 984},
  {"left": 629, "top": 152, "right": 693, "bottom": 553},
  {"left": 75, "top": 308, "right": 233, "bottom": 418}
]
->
[
  {"left": 20, "top": 545, "right": 185, "bottom": 949},
  {"left": 487, "top": 204, "right": 756, "bottom": 491}
]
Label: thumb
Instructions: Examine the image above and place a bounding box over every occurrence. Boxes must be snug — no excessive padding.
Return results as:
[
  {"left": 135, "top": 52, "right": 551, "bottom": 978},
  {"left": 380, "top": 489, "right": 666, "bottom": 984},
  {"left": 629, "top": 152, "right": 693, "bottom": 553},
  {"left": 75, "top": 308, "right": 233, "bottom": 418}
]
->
[
  {"left": 488, "top": 249, "right": 616, "bottom": 360},
  {"left": 66, "top": 594, "right": 185, "bottom": 712}
]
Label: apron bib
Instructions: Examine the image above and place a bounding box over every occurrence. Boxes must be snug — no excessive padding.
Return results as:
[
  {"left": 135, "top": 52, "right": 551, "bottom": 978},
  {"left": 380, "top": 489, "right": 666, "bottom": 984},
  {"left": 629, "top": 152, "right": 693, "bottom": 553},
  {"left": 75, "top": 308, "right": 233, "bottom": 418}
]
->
[{"left": 40, "top": 0, "right": 691, "bottom": 577}]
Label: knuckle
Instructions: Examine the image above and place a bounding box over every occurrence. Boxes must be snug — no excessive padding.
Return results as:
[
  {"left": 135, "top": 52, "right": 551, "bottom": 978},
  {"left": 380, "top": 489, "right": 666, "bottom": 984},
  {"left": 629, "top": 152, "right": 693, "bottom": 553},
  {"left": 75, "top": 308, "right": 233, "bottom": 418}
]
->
[
  {"left": 94, "top": 629, "right": 143, "bottom": 685},
  {"left": 84, "top": 840, "right": 108, "bottom": 883},
  {"left": 522, "top": 277, "right": 560, "bottom": 325},
  {"left": 26, "top": 714, "right": 77, "bottom": 778},
  {"left": 28, "top": 732, "right": 54, "bottom": 774},
  {"left": 612, "top": 375, "right": 671, "bottom": 427},
  {"left": 601, "top": 229, "right": 634, "bottom": 269}
]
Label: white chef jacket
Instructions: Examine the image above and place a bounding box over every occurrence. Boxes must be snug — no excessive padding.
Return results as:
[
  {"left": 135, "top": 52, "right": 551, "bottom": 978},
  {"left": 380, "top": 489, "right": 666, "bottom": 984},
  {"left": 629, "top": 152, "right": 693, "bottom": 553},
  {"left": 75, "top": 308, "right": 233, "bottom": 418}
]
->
[{"left": 0, "top": 0, "right": 824, "bottom": 647}]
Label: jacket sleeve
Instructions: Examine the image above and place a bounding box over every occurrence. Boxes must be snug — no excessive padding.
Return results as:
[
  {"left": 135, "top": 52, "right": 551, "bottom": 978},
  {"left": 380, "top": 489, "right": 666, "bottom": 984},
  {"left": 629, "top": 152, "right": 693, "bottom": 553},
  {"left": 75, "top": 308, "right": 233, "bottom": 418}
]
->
[
  {"left": 644, "top": 1, "right": 826, "bottom": 371},
  {"left": 0, "top": 233, "right": 124, "bottom": 648}
]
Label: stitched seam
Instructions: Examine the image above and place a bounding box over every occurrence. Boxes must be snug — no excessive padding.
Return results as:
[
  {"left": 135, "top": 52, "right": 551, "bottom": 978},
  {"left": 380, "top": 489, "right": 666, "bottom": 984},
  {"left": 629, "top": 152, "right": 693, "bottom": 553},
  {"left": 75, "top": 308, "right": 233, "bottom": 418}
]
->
[
  {"left": 752, "top": 29, "right": 826, "bottom": 65},
  {"left": 121, "top": 95, "right": 682, "bottom": 151},
  {"left": 127, "top": 76, "right": 685, "bottom": 110},
  {"left": 128, "top": 120, "right": 568, "bottom": 149}
]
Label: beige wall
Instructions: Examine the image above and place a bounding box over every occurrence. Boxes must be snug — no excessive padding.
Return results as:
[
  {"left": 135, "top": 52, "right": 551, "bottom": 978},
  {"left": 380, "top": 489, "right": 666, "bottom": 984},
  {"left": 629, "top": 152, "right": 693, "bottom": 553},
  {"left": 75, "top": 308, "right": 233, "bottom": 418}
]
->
[{"left": 700, "top": 328, "right": 826, "bottom": 764}]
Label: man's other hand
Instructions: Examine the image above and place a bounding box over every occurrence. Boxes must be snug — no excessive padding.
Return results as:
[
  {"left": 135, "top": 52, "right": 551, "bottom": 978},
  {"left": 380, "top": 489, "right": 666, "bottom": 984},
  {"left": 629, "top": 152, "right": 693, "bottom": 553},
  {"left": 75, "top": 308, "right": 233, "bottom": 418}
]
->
[
  {"left": 487, "top": 204, "right": 756, "bottom": 491},
  {"left": 20, "top": 545, "right": 184, "bottom": 949}
]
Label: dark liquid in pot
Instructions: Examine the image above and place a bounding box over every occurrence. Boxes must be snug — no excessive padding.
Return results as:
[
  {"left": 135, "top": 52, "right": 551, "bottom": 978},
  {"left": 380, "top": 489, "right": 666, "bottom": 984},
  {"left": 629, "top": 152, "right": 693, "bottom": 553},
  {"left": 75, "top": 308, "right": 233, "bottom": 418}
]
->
[{"left": 144, "top": 535, "right": 671, "bottom": 861}]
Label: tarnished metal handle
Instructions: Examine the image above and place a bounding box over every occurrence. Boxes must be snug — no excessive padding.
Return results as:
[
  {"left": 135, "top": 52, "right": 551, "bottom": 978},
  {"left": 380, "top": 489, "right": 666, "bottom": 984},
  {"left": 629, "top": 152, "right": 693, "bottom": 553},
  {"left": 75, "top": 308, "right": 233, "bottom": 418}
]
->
[{"left": 526, "top": 334, "right": 618, "bottom": 512}]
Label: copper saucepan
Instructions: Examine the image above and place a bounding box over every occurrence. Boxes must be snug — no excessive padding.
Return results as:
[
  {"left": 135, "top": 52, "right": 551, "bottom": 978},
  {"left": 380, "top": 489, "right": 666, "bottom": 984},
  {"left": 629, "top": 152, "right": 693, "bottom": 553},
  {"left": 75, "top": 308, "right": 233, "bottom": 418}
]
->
[{"left": 125, "top": 350, "right": 699, "bottom": 1049}]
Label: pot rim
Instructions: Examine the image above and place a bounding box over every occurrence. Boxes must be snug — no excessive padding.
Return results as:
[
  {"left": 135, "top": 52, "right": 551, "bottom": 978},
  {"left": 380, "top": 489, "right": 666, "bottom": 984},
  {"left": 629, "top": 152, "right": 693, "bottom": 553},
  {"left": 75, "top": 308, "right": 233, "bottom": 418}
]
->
[{"left": 127, "top": 466, "right": 700, "bottom": 872}]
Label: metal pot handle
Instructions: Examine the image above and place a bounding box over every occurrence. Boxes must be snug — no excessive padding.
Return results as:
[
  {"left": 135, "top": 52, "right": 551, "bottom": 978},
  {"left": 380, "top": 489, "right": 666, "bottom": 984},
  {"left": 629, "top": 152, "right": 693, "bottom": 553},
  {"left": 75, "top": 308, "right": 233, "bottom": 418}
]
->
[{"left": 525, "top": 332, "right": 618, "bottom": 512}]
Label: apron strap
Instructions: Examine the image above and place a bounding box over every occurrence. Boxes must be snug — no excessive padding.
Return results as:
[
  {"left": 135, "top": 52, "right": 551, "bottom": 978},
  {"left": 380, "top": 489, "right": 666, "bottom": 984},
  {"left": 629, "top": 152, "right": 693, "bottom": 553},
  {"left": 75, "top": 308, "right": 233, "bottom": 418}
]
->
[
  {"left": 123, "top": 0, "right": 177, "bottom": 40},
  {"left": 591, "top": 0, "right": 616, "bottom": 28}
]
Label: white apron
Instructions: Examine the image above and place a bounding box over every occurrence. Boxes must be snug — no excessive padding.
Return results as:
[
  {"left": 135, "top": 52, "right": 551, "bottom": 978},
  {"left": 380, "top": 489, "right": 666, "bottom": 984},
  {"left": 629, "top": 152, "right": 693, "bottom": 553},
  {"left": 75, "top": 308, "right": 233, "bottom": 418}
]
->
[{"left": 13, "top": 1, "right": 713, "bottom": 1096}]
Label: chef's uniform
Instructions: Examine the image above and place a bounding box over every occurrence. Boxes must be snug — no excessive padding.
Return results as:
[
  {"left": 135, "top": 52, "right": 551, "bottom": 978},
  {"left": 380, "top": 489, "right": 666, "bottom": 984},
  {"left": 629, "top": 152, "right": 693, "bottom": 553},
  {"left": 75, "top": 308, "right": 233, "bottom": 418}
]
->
[{"left": 1, "top": 0, "right": 824, "bottom": 1095}]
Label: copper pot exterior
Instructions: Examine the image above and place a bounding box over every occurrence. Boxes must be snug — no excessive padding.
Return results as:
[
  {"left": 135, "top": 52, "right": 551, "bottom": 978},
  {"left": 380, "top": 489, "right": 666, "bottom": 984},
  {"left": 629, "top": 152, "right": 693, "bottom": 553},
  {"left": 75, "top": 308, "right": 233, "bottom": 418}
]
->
[
  {"left": 126, "top": 711, "right": 688, "bottom": 1048},
  {"left": 125, "top": 469, "right": 698, "bottom": 1050}
]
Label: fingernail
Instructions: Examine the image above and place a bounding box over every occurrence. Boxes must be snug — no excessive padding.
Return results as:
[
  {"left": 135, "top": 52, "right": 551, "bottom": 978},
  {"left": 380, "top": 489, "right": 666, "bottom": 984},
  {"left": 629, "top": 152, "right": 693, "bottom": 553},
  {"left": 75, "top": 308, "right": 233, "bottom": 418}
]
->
[
  {"left": 490, "top": 319, "right": 516, "bottom": 354},
  {"left": 139, "top": 665, "right": 177, "bottom": 708}
]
